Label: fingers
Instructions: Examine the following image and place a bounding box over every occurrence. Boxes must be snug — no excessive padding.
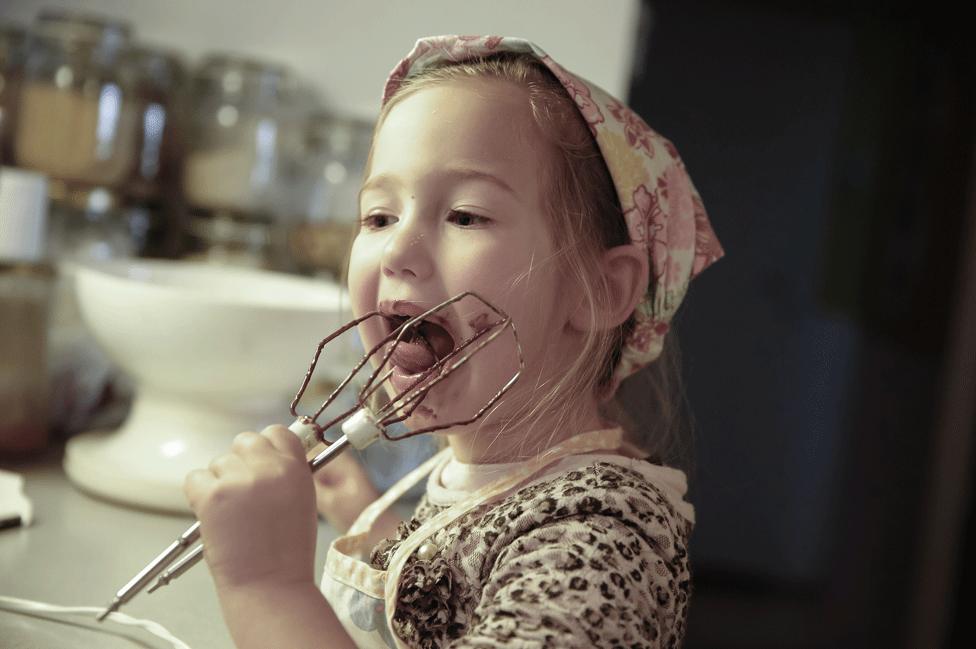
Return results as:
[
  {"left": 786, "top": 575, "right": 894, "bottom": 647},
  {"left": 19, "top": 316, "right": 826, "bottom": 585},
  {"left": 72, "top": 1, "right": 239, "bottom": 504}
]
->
[
  {"left": 208, "top": 452, "right": 248, "bottom": 478},
  {"left": 229, "top": 428, "right": 301, "bottom": 464},
  {"left": 259, "top": 424, "right": 307, "bottom": 461},
  {"left": 183, "top": 426, "right": 306, "bottom": 509},
  {"left": 186, "top": 451, "right": 249, "bottom": 512},
  {"left": 183, "top": 468, "right": 216, "bottom": 512},
  {"left": 230, "top": 430, "right": 274, "bottom": 456}
]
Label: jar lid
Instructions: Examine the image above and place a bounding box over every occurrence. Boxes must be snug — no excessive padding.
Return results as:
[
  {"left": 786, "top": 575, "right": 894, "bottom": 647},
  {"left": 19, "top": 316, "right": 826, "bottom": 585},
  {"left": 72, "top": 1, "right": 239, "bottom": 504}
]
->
[
  {"left": 131, "top": 45, "right": 187, "bottom": 90},
  {"left": 33, "top": 8, "right": 132, "bottom": 46},
  {"left": 0, "top": 24, "right": 27, "bottom": 65},
  {"left": 0, "top": 167, "right": 49, "bottom": 263},
  {"left": 193, "top": 53, "right": 296, "bottom": 103}
]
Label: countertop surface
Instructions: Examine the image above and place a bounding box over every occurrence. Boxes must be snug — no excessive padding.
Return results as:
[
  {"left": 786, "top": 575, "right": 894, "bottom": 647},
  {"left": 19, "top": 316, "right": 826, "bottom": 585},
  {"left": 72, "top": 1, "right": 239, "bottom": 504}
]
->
[{"left": 0, "top": 444, "right": 412, "bottom": 649}]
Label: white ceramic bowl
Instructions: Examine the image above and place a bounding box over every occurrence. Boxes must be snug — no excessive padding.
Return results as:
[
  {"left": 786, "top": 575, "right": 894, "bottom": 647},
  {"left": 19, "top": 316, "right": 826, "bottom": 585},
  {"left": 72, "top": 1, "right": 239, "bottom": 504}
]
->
[{"left": 64, "top": 259, "right": 354, "bottom": 513}]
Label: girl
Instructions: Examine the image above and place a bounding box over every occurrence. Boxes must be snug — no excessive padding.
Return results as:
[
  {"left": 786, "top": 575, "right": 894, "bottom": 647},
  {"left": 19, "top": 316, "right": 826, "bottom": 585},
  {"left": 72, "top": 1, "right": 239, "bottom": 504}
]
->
[{"left": 183, "top": 35, "right": 724, "bottom": 649}]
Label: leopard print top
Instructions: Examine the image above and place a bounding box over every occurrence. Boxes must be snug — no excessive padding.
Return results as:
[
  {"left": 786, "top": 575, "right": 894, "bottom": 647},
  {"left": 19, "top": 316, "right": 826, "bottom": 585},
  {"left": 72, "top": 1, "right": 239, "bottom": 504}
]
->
[{"left": 369, "top": 459, "right": 694, "bottom": 649}]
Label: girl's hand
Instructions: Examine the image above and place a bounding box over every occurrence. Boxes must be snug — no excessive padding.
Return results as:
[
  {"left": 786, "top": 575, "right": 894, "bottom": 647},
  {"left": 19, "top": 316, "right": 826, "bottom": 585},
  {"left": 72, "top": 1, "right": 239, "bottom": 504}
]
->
[
  {"left": 183, "top": 425, "right": 317, "bottom": 591},
  {"left": 311, "top": 450, "right": 381, "bottom": 533}
]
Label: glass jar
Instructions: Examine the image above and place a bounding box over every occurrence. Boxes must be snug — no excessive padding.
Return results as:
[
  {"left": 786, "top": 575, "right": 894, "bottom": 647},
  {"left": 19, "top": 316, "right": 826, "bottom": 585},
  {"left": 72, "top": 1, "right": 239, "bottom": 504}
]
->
[
  {"left": 46, "top": 186, "right": 135, "bottom": 262},
  {"left": 13, "top": 9, "right": 139, "bottom": 199},
  {"left": 127, "top": 46, "right": 186, "bottom": 203},
  {"left": 43, "top": 186, "right": 133, "bottom": 440},
  {"left": 0, "top": 167, "right": 52, "bottom": 456},
  {"left": 183, "top": 212, "right": 275, "bottom": 269},
  {"left": 0, "top": 24, "right": 27, "bottom": 167},
  {"left": 125, "top": 46, "right": 188, "bottom": 258},
  {"left": 0, "top": 263, "right": 54, "bottom": 455},
  {"left": 183, "top": 54, "right": 302, "bottom": 218},
  {"left": 288, "top": 111, "right": 373, "bottom": 278}
]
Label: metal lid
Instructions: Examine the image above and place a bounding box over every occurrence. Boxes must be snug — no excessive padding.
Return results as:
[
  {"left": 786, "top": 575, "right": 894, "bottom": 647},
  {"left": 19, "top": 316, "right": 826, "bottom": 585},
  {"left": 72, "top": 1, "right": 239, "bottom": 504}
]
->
[
  {"left": 33, "top": 8, "right": 132, "bottom": 46},
  {"left": 193, "top": 53, "right": 296, "bottom": 103},
  {"left": 0, "top": 23, "right": 28, "bottom": 64}
]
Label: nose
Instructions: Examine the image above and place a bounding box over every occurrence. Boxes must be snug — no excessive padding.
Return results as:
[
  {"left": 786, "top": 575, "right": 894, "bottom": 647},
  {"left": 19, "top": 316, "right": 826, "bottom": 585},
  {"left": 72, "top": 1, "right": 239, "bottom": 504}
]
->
[{"left": 381, "top": 215, "right": 433, "bottom": 281}]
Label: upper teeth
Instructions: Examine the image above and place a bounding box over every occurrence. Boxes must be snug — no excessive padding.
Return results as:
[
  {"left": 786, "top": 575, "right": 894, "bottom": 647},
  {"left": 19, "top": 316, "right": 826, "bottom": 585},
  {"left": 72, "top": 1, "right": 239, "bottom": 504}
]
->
[{"left": 388, "top": 315, "right": 432, "bottom": 344}]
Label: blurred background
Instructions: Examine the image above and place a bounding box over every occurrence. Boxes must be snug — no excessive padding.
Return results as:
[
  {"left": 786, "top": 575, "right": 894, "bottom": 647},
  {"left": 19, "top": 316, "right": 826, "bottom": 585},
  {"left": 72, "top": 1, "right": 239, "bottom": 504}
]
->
[{"left": 0, "top": 1, "right": 973, "bottom": 648}]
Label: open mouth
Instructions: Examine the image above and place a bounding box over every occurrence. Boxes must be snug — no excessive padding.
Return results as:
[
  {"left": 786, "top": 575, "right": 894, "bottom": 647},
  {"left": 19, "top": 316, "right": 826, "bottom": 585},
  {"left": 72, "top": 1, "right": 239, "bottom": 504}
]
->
[{"left": 384, "top": 314, "right": 456, "bottom": 377}]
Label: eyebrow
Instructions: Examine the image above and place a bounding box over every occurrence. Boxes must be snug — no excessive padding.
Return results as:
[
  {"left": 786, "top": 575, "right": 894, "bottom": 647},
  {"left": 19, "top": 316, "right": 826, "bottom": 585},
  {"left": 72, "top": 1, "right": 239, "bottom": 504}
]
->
[{"left": 358, "top": 166, "right": 519, "bottom": 205}]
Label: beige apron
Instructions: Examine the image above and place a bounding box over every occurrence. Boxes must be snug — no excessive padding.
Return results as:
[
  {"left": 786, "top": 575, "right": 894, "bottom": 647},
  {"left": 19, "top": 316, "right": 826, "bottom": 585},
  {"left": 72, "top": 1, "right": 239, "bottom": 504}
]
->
[{"left": 320, "top": 427, "right": 625, "bottom": 649}]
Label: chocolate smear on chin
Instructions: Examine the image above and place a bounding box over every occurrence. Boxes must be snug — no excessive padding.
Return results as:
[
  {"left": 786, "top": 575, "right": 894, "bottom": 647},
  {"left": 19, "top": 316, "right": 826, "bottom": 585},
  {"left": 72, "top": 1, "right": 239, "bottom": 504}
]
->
[{"left": 415, "top": 405, "right": 436, "bottom": 419}]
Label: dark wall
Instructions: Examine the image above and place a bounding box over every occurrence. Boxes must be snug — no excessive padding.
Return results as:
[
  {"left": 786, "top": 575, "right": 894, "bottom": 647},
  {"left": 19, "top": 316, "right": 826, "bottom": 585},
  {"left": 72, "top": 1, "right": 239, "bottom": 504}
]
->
[
  {"left": 627, "top": 2, "right": 974, "bottom": 647},
  {"left": 630, "top": 0, "right": 858, "bottom": 585}
]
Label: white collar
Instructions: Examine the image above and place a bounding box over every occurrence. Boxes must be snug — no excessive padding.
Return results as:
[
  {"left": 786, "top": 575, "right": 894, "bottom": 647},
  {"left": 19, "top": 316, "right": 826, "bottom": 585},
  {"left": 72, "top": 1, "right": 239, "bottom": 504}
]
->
[{"left": 424, "top": 442, "right": 695, "bottom": 524}]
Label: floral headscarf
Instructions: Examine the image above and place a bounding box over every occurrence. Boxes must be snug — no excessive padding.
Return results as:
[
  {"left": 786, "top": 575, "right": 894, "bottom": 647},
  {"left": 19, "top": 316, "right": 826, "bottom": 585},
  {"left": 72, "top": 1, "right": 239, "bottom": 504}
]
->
[{"left": 382, "top": 35, "right": 725, "bottom": 391}]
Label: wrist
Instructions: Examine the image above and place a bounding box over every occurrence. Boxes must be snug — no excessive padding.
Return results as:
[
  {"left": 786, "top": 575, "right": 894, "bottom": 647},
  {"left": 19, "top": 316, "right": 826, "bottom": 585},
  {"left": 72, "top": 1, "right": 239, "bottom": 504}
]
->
[
  {"left": 223, "top": 575, "right": 315, "bottom": 591},
  {"left": 215, "top": 574, "right": 315, "bottom": 601},
  {"left": 215, "top": 579, "right": 356, "bottom": 649}
]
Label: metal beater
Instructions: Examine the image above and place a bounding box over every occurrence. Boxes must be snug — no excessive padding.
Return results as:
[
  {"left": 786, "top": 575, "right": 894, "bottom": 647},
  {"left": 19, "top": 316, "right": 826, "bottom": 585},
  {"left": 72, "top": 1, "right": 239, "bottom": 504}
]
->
[{"left": 95, "top": 291, "right": 522, "bottom": 621}]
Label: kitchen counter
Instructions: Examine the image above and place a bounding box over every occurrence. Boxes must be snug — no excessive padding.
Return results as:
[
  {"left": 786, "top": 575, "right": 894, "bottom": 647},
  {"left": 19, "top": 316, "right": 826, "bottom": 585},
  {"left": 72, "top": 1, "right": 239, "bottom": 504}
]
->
[{"left": 0, "top": 443, "right": 410, "bottom": 649}]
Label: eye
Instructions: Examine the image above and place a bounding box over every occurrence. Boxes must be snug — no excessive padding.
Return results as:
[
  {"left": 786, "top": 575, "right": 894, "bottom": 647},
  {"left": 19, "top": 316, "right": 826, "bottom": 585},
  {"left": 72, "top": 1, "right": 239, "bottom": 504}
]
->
[
  {"left": 448, "top": 210, "right": 491, "bottom": 228},
  {"left": 360, "top": 213, "right": 397, "bottom": 230}
]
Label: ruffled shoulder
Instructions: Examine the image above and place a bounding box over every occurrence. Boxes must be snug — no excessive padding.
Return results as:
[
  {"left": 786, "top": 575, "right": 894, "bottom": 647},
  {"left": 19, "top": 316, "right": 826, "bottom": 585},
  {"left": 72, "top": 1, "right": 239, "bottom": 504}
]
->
[{"left": 456, "top": 460, "right": 694, "bottom": 565}]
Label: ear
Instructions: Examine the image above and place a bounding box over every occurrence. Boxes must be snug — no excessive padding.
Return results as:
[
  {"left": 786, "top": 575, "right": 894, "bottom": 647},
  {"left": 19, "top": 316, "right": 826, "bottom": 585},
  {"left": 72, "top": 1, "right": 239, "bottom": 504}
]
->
[{"left": 568, "top": 244, "right": 649, "bottom": 332}]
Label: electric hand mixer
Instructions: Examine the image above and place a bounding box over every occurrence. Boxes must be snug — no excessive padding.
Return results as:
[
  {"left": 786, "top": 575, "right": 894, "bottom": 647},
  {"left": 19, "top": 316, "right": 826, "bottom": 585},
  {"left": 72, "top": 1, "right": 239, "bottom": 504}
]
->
[{"left": 96, "top": 291, "right": 523, "bottom": 621}]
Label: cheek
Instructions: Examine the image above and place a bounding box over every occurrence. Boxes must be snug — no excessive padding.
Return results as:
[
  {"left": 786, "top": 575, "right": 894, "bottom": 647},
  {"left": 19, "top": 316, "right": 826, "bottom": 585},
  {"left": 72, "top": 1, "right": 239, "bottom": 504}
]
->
[
  {"left": 444, "top": 248, "right": 531, "bottom": 305},
  {"left": 507, "top": 277, "right": 567, "bottom": 364},
  {"left": 347, "top": 239, "right": 379, "bottom": 318},
  {"left": 450, "top": 256, "right": 563, "bottom": 359},
  {"left": 488, "top": 266, "right": 563, "bottom": 327}
]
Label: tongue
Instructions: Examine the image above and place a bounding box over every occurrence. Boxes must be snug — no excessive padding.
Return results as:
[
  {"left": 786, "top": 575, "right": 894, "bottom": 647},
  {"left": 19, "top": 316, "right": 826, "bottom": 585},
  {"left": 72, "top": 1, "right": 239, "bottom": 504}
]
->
[
  {"left": 420, "top": 321, "right": 455, "bottom": 359},
  {"left": 391, "top": 339, "right": 437, "bottom": 375}
]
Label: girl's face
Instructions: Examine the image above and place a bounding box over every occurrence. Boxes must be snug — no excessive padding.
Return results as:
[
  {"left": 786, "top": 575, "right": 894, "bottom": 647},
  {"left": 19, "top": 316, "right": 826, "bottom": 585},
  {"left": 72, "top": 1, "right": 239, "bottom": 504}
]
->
[{"left": 349, "top": 79, "right": 581, "bottom": 437}]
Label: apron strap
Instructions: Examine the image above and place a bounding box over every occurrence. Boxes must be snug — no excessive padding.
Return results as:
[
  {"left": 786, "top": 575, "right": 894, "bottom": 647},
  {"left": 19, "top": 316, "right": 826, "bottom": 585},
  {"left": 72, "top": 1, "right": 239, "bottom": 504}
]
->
[
  {"left": 322, "top": 445, "right": 451, "bottom": 600},
  {"left": 348, "top": 446, "right": 452, "bottom": 537}
]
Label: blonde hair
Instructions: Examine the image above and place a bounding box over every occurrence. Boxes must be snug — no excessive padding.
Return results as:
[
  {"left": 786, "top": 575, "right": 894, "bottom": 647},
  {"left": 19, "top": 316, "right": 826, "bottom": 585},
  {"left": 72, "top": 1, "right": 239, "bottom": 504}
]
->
[{"left": 358, "top": 52, "right": 695, "bottom": 474}]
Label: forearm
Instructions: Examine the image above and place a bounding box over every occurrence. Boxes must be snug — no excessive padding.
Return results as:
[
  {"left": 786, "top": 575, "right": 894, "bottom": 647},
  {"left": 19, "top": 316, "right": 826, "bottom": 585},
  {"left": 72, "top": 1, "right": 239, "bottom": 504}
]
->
[{"left": 216, "top": 580, "right": 357, "bottom": 649}]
